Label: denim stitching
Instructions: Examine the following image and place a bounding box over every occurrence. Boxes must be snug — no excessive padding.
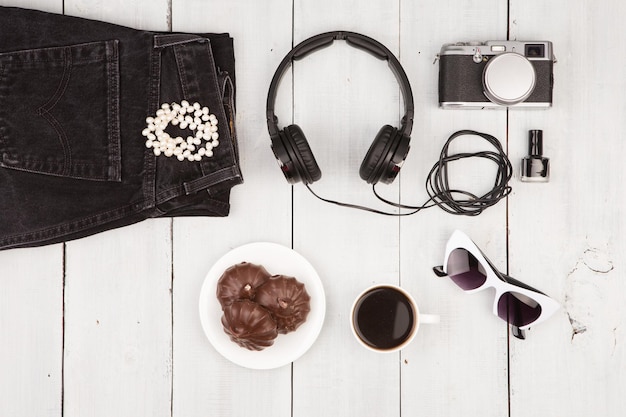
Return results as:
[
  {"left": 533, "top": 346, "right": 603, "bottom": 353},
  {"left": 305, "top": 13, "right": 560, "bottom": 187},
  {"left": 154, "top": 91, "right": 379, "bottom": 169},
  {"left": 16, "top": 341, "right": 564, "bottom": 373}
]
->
[
  {"left": 0, "top": 40, "right": 113, "bottom": 59},
  {"left": 36, "top": 47, "right": 73, "bottom": 176},
  {"left": 221, "top": 74, "right": 239, "bottom": 161},
  {"left": 153, "top": 34, "right": 204, "bottom": 49},
  {"left": 37, "top": 112, "right": 72, "bottom": 176},
  {"left": 142, "top": 40, "right": 161, "bottom": 207},
  {"left": 0, "top": 191, "right": 159, "bottom": 248},
  {"left": 153, "top": 185, "right": 230, "bottom": 214},
  {"left": 154, "top": 185, "right": 186, "bottom": 204},
  {"left": 183, "top": 166, "right": 240, "bottom": 195},
  {"left": 0, "top": 201, "right": 141, "bottom": 248},
  {"left": 0, "top": 64, "right": 7, "bottom": 152},
  {"left": 1, "top": 158, "right": 106, "bottom": 168},
  {"left": 2, "top": 57, "right": 107, "bottom": 65},
  {"left": 106, "top": 40, "right": 121, "bottom": 181},
  {"left": 173, "top": 44, "right": 189, "bottom": 99},
  {"left": 198, "top": 41, "right": 239, "bottom": 170},
  {"left": 154, "top": 166, "right": 238, "bottom": 202},
  {"left": 1, "top": 41, "right": 122, "bottom": 181}
]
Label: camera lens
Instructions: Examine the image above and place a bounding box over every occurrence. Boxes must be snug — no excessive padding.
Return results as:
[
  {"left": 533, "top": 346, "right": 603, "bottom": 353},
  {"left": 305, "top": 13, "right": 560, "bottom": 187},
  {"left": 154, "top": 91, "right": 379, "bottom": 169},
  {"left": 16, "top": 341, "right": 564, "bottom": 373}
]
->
[
  {"left": 482, "top": 53, "right": 536, "bottom": 106},
  {"left": 525, "top": 44, "right": 545, "bottom": 58}
]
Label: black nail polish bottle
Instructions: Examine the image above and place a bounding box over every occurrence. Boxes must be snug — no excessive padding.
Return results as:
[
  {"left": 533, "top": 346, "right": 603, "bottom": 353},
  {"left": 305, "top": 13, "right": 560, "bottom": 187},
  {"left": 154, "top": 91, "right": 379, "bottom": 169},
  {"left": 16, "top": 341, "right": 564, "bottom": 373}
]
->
[{"left": 521, "top": 130, "right": 550, "bottom": 182}]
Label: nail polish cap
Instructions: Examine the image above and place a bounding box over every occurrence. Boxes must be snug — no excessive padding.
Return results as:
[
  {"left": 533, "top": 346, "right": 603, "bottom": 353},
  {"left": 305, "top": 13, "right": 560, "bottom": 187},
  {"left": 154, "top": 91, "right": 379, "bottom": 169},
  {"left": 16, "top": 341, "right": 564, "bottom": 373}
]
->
[
  {"left": 528, "top": 129, "right": 543, "bottom": 156},
  {"left": 521, "top": 130, "right": 549, "bottom": 182}
]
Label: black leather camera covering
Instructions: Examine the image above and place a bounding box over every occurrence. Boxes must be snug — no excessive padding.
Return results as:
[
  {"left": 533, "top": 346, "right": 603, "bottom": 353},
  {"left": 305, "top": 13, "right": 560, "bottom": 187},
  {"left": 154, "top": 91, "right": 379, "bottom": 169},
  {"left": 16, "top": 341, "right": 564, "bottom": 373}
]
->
[{"left": 438, "top": 55, "right": 554, "bottom": 105}]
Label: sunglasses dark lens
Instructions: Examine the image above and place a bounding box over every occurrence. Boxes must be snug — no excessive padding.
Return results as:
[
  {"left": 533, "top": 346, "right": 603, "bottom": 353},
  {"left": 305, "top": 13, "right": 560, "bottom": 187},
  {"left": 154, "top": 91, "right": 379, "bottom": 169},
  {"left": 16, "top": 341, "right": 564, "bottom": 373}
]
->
[
  {"left": 497, "top": 291, "right": 542, "bottom": 327},
  {"left": 446, "top": 248, "right": 488, "bottom": 290}
]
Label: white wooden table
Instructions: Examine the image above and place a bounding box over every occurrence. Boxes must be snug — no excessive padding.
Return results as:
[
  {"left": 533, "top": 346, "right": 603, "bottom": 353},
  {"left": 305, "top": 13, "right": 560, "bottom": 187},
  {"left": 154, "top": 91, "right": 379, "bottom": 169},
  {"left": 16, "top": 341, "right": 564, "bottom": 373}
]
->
[{"left": 1, "top": 1, "right": 624, "bottom": 416}]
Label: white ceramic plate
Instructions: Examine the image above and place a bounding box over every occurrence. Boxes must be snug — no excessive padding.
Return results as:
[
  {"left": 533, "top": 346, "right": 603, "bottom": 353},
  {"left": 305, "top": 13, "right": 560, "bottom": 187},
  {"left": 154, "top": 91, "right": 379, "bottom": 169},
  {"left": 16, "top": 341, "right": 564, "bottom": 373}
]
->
[{"left": 199, "top": 242, "right": 326, "bottom": 369}]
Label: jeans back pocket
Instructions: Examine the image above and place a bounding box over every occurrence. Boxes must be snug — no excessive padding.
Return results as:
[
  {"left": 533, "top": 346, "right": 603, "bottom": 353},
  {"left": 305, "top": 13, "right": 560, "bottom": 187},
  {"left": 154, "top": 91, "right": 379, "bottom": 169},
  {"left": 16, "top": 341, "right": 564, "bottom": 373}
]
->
[{"left": 0, "top": 40, "right": 121, "bottom": 181}]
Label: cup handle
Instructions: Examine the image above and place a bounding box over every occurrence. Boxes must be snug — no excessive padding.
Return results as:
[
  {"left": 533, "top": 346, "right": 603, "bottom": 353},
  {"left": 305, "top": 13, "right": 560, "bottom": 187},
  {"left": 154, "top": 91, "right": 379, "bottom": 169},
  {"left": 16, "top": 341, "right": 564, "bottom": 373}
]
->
[{"left": 420, "top": 314, "right": 440, "bottom": 324}]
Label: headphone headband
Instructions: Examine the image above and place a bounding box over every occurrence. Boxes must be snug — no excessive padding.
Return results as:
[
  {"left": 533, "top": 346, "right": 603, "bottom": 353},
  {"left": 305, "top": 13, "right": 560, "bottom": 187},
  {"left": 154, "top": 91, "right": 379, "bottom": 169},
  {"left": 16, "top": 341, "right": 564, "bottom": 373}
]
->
[{"left": 266, "top": 31, "right": 414, "bottom": 137}]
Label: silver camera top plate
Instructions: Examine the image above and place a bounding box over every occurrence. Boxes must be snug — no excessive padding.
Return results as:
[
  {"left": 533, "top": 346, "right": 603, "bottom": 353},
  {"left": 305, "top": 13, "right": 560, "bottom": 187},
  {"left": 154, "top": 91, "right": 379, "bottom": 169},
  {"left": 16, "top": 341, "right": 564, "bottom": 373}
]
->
[{"left": 439, "top": 40, "right": 554, "bottom": 61}]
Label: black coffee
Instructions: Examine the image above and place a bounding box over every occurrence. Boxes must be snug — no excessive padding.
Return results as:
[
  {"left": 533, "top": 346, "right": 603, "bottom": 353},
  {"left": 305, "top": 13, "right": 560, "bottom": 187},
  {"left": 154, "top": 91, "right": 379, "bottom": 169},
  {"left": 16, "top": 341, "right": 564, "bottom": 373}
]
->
[{"left": 353, "top": 286, "right": 415, "bottom": 350}]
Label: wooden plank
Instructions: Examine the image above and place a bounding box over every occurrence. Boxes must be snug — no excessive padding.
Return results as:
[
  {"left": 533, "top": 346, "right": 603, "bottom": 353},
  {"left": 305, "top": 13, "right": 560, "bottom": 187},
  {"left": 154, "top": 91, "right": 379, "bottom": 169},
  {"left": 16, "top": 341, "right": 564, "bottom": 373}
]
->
[
  {"left": 288, "top": 2, "right": 405, "bottom": 416},
  {"left": 399, "top": 1, "right": 510, "bottom": 416},
  {"left": 169, "top": 1, "right": 293, "bottom": 417},
  {"left": 0, "top": 245, "right": 64, "bottom": 417},
  {"left": 508, "top": 1, "right": 626, "bottom": 416},
  {"left": 0, "top": 3, "right": 64, "bottom": 417},
  {"left": 0, "top": 0, "right": 60, "bottom": 12},
  {"left": 60, "top": 2, "right": 173, "bottom": 417},
  {"left": 64, "top": 0, "right": 170, "bottom": 30},
  {"left": 63, "top": 222, "right": 173, "bottom": 417}
]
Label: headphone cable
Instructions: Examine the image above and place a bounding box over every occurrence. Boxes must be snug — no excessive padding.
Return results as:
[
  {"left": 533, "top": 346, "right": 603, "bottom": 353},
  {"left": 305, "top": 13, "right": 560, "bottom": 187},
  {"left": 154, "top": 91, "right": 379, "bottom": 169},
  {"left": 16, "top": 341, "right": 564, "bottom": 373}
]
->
[
  {"left": 305, "top": 184, "right": 420, "bottom": 216},
  {"left": 305, "top": 130, "right": 512, "bottom": 217},
  {"left": 374, "top": 129, "right": 513, "bottom": 216}
]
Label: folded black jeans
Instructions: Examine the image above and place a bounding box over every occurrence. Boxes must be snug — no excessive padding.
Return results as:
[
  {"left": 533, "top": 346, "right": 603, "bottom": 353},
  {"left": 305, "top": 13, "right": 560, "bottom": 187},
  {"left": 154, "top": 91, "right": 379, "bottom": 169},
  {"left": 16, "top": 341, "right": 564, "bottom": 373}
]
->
[{"left": 0, "top": 7, "right": 243, "bottom": 250}]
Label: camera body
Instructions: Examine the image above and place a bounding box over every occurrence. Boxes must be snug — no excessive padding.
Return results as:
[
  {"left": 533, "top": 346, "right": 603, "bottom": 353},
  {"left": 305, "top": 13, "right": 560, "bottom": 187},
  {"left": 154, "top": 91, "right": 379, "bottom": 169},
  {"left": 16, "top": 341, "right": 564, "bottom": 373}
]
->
[{"left": 438, "top": 40, "right": 555, "bottom": 109}]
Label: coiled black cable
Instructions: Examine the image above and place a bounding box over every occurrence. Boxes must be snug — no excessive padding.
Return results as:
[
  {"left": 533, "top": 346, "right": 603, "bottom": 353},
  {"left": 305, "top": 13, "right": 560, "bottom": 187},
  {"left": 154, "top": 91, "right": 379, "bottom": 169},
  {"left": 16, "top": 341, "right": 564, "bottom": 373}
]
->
[
  {"left": 372, "top": 130, "right": 512, "bottom": 216},
  {"left": 307, "top": 130, "right": 512, "bottom": 216}
]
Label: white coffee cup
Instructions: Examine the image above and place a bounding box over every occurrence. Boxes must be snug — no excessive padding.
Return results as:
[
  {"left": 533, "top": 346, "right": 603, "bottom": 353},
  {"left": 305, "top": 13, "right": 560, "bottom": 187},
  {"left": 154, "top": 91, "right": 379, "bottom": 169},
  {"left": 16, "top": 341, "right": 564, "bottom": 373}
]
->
[{"left": 350, "top": 284, "right": 439, "bottom": 352}]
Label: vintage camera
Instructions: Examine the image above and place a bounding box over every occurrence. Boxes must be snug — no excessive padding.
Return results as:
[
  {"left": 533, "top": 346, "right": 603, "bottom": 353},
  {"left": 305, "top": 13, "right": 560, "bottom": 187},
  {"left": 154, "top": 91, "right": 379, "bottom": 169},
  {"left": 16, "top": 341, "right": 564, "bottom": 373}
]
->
[{"left": 438, "top": 41, "right": 555, "bottom": 108}]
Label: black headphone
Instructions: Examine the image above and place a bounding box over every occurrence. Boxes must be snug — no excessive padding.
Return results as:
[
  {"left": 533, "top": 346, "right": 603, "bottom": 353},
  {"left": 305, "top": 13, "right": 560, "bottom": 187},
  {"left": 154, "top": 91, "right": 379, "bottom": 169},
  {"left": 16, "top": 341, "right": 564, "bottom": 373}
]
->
[{"left": 266, "top": 31, "right": 415, "bottom": 186}]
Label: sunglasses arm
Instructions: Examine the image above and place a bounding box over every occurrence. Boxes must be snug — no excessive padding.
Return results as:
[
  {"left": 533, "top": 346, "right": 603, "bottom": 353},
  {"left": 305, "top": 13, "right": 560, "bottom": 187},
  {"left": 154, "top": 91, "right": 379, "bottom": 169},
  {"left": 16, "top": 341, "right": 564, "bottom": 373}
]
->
[
  {"left": 512, "top": 326, "right": 526, "bottom": 340},
  {"left": 432, "top": 265, "right": 447, "bottom": 277}
]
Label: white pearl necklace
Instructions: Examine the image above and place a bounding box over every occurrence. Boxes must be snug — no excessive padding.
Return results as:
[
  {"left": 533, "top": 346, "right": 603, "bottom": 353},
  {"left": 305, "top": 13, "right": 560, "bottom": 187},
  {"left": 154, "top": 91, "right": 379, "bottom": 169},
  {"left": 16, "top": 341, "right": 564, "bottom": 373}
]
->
[{"left": 141, "top": 100, "right": 219, "bottom": 162}]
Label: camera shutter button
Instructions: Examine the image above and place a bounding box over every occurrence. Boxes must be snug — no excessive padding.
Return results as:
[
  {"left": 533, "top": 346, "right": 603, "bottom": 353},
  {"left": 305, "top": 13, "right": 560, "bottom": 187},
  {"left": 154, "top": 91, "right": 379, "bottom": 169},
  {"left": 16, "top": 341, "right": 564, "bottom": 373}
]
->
[{"left": 482, "top": 53, "right": 536, "bottom": 106}]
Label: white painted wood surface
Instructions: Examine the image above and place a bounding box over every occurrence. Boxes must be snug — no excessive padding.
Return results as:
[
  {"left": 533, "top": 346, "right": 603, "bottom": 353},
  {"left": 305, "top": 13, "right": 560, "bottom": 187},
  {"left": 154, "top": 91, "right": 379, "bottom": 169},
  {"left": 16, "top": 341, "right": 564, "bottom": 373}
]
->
[{"left": 0, "top": 1, "right": 624, "bottom": 416}]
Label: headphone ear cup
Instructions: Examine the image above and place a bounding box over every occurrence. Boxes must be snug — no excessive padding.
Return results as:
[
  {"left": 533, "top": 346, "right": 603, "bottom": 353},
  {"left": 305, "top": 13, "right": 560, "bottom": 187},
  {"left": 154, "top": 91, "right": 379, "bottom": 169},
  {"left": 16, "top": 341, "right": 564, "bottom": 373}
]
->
[
  {"left": 271, "top": 130, "right": 302, "bottom": 184},
  {"left": 380, "top": 131, "right": 410, "bottom": 185},
  {"left": 359, "top": 125, "right": 398, "bottom": 184},
  {"left": 285, "top": 124, "right": 322, "bottom": 184}
]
